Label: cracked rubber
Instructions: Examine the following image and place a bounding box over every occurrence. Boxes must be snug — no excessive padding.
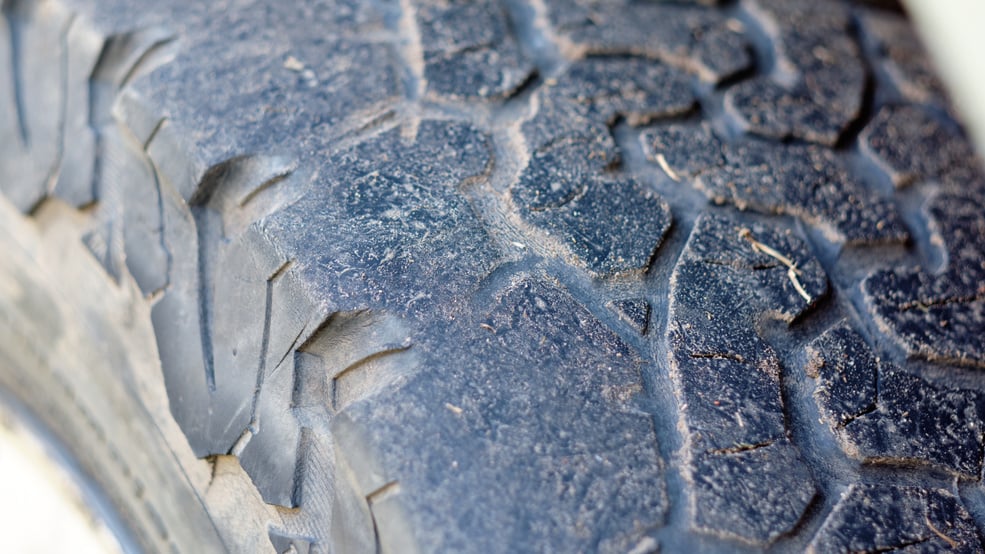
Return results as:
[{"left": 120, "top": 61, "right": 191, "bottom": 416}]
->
[{"left": 2, "top": 0, "right": 985, "bottom": 552}]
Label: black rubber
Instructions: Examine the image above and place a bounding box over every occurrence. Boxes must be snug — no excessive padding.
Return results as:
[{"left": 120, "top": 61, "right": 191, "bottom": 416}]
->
[{"left": 2, "top": 0, "right": 985, "bottom": 551}]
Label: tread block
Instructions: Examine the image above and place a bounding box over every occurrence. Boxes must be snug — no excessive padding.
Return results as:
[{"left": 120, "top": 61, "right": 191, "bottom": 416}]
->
[
  {"left": 667, "top": 214, "right": 825, "bottom": 545},
  {"left": 690, "top": 441, "right": 815, "bottom": 545},
  {"left": 540, "top": 58, "right": 698, "bottom": 126},
  {"left": 863, "top": 257, "right": 985, "bottom": 368},
  {"left": 676, "top": 357, "right": 786, "bottom": 452},
  {"left": 860, "top": 105, "right": 976, "bottom": 188},
  {"left": 643, "top": 124, "right": 909, "bottom": 245},
  {"left": 725, "top": 0, "right": 865, "bottom": 145},
  {"left": 265, "top": 120, "right": 501, "bottom": 318},
  {"left": 336, "top": 278, "right": 667, "bottom": 552},
  {"left": 417, "top": 0, "right": 535, "bottom": 99},
  {"left": 512, "top": 136, "right": 600, "bottom": 211},
  {"left": 809, "top": 485, "right": 982, "bottom": 553},
  {"left": 640, "top": 123, "right": 724, "bottom": 181},
  {"left": 806, "top": 324, "right": 985, "bottom": 478},
  {"left": 519, "top": 178, "right": 672, "bottom": 276},
  {"left": 542, "top": 0, "right": 751, "bottom": 83},
  {"left": 848, "top": 368, "right": 984, "bottom": 478}
]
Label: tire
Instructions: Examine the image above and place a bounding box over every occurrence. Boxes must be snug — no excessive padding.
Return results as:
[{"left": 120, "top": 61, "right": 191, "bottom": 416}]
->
[{"left": 1, "top": 0, "right": 984, "bottom": 552}]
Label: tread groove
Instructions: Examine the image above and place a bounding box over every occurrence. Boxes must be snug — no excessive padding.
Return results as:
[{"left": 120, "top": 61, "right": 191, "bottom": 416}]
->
[
  {"left": 2, "top": 3, "right": 28, "bottom": 146},
  {"left": 193, "top": 205, "right": 218, "bottom": 392}
]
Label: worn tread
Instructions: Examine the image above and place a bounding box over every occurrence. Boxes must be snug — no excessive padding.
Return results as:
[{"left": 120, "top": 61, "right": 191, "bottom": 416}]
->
[{"left": 2, "top": 0, "right": 985, "bottom": 552}]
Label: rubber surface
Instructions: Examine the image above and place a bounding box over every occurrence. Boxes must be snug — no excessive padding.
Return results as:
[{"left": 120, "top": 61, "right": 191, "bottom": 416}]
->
[{"left": 2, "top": 0, "right": 985, "bottom": 552}]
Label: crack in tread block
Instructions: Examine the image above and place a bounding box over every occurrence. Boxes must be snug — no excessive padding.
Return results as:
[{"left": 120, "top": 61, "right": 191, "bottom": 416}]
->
[
  {"left": 805, "top": 323, "right": 985, "bottom": 479},
  {"left": 808, "top": 484, "right": 982, "bottom": 552}
]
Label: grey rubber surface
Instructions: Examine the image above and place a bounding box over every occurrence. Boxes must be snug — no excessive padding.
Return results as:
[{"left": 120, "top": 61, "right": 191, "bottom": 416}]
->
[{"left": 2, "top": 0, "right": 985, "bottom": 552}]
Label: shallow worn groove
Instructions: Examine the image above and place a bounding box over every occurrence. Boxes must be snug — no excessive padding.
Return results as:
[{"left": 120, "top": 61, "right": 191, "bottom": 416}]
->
[
  {"left": 768, "top": 355, "right": 848, "bottom": 552},
  {"left": 728, "top": 0, "right": 784, "bottom": 82},
  {"left": 892, "top": 180, "right": 947, "bottom": 274},
  {"left": 758, "top": 284, "right": 868, "bottom": 551},
  {"left": 243, "top": 260, "right": 294, "bottom": 439},
  {"left": 367, "top": 481, "right": 402, "bottom": 554},
  {"left": 325, "top": 108, "right": 401, "bottom": 156},
  {"left": 116, "top": 33, "right": 174, "bottom": 90}
]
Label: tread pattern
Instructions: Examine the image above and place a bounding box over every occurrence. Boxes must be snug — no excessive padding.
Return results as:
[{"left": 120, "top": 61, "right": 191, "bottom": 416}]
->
[
  {"left": 4, "top": 0, "right": 985, "bottom": 552},
  {"left": 860, "top": 104, "right": 985, "bottom": 368}
]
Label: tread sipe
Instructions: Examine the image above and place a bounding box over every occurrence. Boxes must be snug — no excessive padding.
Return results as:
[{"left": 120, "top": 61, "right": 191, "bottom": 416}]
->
[{"left": 2, "top": 0, "right": 985, "bottom": 551}]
